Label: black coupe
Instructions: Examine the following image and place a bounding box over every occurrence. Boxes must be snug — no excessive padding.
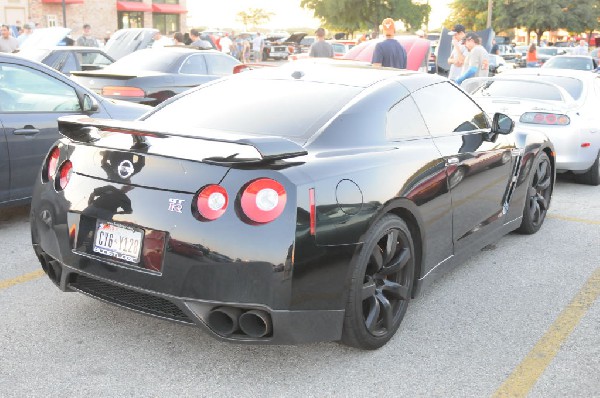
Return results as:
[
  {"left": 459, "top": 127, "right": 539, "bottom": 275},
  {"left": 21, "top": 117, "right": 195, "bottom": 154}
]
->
[
  {"left": 70, "top": 47, "right": 241, "bottom": 106},
  {"left": 30, "top": 62, "right": 555, "bottom": 349}
]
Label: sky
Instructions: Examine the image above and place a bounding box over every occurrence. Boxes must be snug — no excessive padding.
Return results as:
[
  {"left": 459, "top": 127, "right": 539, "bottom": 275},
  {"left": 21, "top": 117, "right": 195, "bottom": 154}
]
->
[{"left": 186, "top": 0, "right": 452, "bottom": 32}]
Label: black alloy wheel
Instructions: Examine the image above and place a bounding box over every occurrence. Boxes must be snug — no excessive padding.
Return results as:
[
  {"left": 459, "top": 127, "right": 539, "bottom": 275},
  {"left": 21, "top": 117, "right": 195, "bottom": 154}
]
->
[
  {"left": 518, "top": 152, "right": 552, "bottom": 234},
  {"left": 342, "top": 215, "right": 415, "bottom": 349}
]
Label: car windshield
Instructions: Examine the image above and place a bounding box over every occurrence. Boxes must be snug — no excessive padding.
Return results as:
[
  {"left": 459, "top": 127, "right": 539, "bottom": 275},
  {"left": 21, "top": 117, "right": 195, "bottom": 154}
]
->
[
  {"left": 103, "top": 49, "right": 180, "bottom": 72},
  {"left": 542, "top": 57, "right": 594, "bottom": 71},
  {"left": 538, "top": 48, "right": 559, "bottom": 56},
  {"left": 467, "top": 80, "right": 565, "bottom": 101},
  {"left": 144, "top": 78, "right": 359, "bottom": 140}
]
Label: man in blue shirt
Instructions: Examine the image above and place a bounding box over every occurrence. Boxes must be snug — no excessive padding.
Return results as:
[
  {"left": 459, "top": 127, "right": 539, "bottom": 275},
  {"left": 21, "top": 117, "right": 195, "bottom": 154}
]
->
[{"left": 372, "top": 18, "right": 407, "bottom": 69}]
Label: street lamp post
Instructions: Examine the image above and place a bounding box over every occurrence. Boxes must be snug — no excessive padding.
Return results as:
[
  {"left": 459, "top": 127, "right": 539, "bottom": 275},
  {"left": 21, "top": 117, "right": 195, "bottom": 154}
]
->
[
  {"left": 486, "top": 0, "right": 493, "bottom": 29},
  {"left": 62, "top": 0, "right": 67, "bottom": 28}
]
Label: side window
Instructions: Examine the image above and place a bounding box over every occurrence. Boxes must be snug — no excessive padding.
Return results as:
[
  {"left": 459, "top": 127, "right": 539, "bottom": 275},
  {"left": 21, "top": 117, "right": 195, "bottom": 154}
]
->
[
  {"left": 180, "top": 54, "right": 208, "bottom": 75},
  {"left": 0, "top": 64, "right": 81, "bottom": 113},
  {"left": 412, "top": 82, "right": 489, "bottom": 137},
  {"left": 206, "top": 54, "right": 238, "bottom": 75},
  {"left": 61, "top": 53, "right": 79, "bottom": 74},
  {"left": 78, "top": 51, "right": 113, "bottom": 67},
  {"left": 386, "top": 95, "right": 430, "bottom": 140}
]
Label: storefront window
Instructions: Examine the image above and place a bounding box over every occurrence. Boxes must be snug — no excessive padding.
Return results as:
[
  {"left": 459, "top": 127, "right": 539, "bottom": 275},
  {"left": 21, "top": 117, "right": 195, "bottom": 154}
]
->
[
  {"left": 152, "top": 14, "right": 179, "bottom": 34},
  {"left": 119, "top": 12, "right": 144, "bottom": 29},
  {"left": 153, "top": 0, "right": 179, "bottom": 4}
]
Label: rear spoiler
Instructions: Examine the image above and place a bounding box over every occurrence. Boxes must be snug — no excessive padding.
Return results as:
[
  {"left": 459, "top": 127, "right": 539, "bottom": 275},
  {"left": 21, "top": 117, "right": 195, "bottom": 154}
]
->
[
  {"left": 69, "top": 71, "right": 137, "bottom": 79},
  {"left": 57, "top": 115, "right": 308, "bottom": 164}
]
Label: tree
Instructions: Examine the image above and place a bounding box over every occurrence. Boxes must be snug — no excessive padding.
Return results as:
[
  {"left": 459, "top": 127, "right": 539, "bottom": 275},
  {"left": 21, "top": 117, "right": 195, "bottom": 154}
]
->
[
  {"left": 236, "top": 8, "right": 274, "bottom": 31},
  {"left": 562, "top": 0, "right": 600, "bottom": 43},
  {"left": 301, "top": 0, "right": 431, "bottom": 34},
  {"left": 445, "top": 0, "right": 491, "bottom": 31}
]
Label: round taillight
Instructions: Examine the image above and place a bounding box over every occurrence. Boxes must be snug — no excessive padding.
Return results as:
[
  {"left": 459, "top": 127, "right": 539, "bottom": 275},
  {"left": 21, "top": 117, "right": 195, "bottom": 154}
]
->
[
  {"left": 56, "top": 160, "right": 72, "bottom": 191},
  {"left": 45, "top": 147, "right": 60, "bottom": 182},
  {"left": 240, "top": 178, "right": 286, "bottom": 224},
  {"left": 196, "top": 184, "right": 228, "bottom": 221}
]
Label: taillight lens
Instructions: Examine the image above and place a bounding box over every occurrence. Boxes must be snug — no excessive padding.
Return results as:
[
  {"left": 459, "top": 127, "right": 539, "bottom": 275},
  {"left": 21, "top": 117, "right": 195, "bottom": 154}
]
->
[
  {"left": 44, "top": 146, "right": 60, "bottom": 182},
  {"left": 240, "top": 178, "right": 286, "bottom": 224},
  {"left": 56, "top": 160, "right": 72, "bottom": 191},
  {"left": 195, "top": 184, "right": 228, "bottom": 221},
  {"left": 102, "top": 86, "right": 145, "bottom": 97},
  {"left": 520, "top": 112, "right": 570, "bottom": 125}
]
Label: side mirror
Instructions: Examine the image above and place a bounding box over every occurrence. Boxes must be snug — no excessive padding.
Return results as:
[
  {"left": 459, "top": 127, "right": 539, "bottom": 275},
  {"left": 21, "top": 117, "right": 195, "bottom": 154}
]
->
[
  {"left": 492, "top": 113, "right": 514, "bottom": 135},
  {"left": 82, "top": 94, "right": 99, "bottom": 113}
]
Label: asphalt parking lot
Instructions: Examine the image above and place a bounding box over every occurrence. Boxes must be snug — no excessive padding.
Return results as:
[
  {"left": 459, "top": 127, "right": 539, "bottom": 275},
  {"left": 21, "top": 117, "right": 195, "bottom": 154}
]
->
[{"left": 1, "top": 175, "right": 598, "bottom": 397}]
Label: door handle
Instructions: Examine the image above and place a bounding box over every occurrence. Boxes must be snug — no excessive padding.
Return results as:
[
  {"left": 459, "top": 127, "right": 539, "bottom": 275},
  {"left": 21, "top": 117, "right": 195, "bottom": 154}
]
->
[{"left": 13, "top": 128, "right": 40, "bottom": 136}]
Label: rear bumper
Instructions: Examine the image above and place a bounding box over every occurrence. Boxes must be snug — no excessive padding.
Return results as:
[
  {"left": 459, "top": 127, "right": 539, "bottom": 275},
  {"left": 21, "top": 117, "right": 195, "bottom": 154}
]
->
[{"left": 33, "top": 245, "right": 345, "bottom": 344}]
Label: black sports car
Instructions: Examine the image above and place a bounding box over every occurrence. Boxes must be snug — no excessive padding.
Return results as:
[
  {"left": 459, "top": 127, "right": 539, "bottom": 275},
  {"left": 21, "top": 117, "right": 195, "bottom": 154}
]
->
[
  {"left": 0, "top": 53, "right": 149, "bottom": 208},
  {"left": 70, "top": 47, "right": 241, "bottom": 106},
  {"left": 30, "top": 62, "right": 555, "bottom": 349}
]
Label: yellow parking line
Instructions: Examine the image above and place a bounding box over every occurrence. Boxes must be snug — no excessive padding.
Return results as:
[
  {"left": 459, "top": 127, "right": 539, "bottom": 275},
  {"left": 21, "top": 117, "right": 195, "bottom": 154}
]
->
[
  {"left": 492, "top": 267, "right": 600, "bottom": 397},
  {"left": 548, "top": 214, "right": 600, "bottom": 225},
  {"left": 0, "top": 270, "right": 45, "bottom": 290}
]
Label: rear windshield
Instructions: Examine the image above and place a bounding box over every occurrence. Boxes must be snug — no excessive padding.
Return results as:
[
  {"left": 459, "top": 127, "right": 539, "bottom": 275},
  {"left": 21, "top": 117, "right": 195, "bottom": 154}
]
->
[
  {"left": 144, "top": 78, "right": 359, "bottom": 140},
  {"left": 104, "top": 49, "right": 180, "bottom": 73},
  {"left": 468, "top": 80, "right": 565, "bottom": 101},
  {"left": 536, "top": 76, "right": 584, "bottom": 99}
]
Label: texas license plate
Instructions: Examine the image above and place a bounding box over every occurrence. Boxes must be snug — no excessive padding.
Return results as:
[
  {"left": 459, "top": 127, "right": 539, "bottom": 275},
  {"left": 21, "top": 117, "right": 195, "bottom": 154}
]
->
[{"left": 93, "top": 221, "right": 143, "bottom": 263}]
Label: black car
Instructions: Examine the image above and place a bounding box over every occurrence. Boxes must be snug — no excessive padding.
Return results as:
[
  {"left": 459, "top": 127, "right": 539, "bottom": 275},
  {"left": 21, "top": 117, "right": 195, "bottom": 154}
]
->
[
  {"left": 31, "top": 62, "right": 554, "bottom": 349},
  {"left": 17, "top": 46, "right": 116, "bottom": 75},
  {"left": 0, "top": 54, "right": 150, "bottom": 208},
  {"left": 70, "top": 47, "right": 241, "bottom": 106}
]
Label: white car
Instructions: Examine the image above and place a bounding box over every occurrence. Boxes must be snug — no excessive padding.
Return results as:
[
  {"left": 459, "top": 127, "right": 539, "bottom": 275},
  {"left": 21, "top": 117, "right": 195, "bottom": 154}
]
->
[{"left": 461, "top": 68, "right": 600, "bottom": 185}]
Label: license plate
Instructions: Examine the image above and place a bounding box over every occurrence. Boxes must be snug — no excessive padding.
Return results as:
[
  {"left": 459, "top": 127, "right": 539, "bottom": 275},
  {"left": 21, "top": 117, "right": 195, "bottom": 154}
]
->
[{"left": 93, "top": 221, "right": 143, "bottom": 264}]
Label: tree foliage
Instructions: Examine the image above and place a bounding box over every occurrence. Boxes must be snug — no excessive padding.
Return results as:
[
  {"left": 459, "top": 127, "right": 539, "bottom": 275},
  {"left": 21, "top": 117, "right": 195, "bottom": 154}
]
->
[
  {"left": 236, "top": 8, "right": 274, "bottom": 30},
  {"left": 301, "top": 0, "right": 431, "bottom": 34},
  {"left": 447, "top": 0, "right": 600, "bottom": 45}
]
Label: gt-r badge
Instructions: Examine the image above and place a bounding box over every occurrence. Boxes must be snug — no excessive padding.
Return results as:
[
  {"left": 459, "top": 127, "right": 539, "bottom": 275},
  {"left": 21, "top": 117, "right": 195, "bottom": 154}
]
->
[
  {"left": 117, "top": 160, "right": 135, "bottom": 179},
  {"left": 168, "top": 199, "right": 185, "bottom": 213}
]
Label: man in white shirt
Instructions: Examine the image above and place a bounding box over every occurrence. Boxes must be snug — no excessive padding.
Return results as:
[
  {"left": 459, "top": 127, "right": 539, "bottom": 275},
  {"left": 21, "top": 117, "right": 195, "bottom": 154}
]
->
[
  {"left": 219, "top": 33, "right": 233, "bottom": 55},
  {"left": 252, "top": 32, "right": 264, "bottom": 62},
  {"left": 447, "top": 24, "right": 468, "bottom": 81},
  {"left": 572, "top": 39, "right": 588, "bottom": 55},
  {"left": 0, "top": 25, "right": 18, "bottom": 53}
]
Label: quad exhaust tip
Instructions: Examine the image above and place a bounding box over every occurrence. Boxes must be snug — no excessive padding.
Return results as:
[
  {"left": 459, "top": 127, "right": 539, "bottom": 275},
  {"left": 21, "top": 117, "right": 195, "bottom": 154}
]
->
[{"left": 207, "top": 307, "right": 272, "bottom": 338}]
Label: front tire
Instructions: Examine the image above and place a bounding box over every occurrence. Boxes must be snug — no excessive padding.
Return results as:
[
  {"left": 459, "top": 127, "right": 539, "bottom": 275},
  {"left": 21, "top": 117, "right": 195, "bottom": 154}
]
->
[
  {"left": 341, "top": 215, "right": 415, "bottom": 350},
  {"left": 517, "top": 152, "right": 552, "bottom": 234}
]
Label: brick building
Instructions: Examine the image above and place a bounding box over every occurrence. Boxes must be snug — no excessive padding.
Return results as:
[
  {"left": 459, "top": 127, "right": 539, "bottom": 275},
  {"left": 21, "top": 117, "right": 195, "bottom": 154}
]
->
[{"left": 1, "top": 0, "right": 188, "bottom": 41}]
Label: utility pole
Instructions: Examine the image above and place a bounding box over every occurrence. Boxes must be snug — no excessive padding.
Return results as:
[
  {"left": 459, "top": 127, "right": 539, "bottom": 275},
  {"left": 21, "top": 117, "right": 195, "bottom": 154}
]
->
[
  {"left": 62, "top": 0, "right": 67, "bottom": 28},
  {"left": 486, "top": 0, "right": 493, "bottom": 29}
]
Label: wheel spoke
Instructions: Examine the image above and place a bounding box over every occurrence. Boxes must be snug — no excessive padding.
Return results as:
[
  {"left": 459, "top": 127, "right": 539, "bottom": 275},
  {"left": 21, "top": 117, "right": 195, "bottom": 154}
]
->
[
  {"left": 383, "top": 229, "right": 399, "bottom": 264},
  {"left": 381, "top": 279, "right": 410, "bottom": 300},
  {"left": 370, "top": 247, "right": 384, "bottom": 273},
  {"left": 377, "top": 248, "right": 410, "bottom": 277},
  {"left": 537, "top": 161, "right": 548, "bottom": 181},
  {"left": 536, "top": 194, "right": 548, "bottom": 211},
  {"left": 364, "top": 296, "right": 380, "bottom": 332},
  {"left": 537, "top": 176, "right": 551, "bottom": 191},
  {"left": 376, "top": 291, "right": 393, "bottom": 331},
  {"left": 362, "top": 277, "right": 377, "bottom": 301}
]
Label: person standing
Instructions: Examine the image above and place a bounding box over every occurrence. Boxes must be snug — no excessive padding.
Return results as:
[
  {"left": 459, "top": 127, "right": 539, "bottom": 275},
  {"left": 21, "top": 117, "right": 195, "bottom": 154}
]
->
[
  {"left": 252, "top": 32, "right": 264, "bottom": 62},
  {"left": 17, "top": 23, "right": 33, "bottom": 48},
  {"left": 189, "top": 29, "right": 211, "bottom": 49},
  {"left": 309, "top": 27, "right": 333, "bottom": 58},
  {"left": 572, "top": 39, "right": 588, "bottom": 55},
  {"left": 447, "top": 24, "right": 468, "bottom": 81},
  {"left": 371, "top": 18, "right": 407, "bottom": 68},
  {"left": 0, "top": 25, "right": 18, "bottom": 53},
  {"left": 526, "top": 42, "right": 538, "bottom": 67},
  {"left": 454, "top": 32, "right": 489, "bottom": 85},
  {"left": 219, "top": 33, "right": 233, "bottom": 55},
  {"left": 76, "top": 24, "right": 98, "bottom": 47}
]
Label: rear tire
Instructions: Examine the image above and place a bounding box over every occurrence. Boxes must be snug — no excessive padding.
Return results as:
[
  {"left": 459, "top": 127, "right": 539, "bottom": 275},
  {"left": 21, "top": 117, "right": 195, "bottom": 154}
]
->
[
  {"left": 577, "top": 151, "right": 600, "bottom": 186},
  {"left": 517, "top": 152, "right": 552, "bottom": 234},
  {"left": 341, "top": 215, "right": 415, "bottom": 350}
]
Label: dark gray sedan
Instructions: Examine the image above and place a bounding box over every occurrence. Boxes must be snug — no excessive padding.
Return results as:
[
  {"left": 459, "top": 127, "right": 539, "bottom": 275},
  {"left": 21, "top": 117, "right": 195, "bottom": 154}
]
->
[{"left": 0, "top": 54, "right": 150, "bottom": 207}]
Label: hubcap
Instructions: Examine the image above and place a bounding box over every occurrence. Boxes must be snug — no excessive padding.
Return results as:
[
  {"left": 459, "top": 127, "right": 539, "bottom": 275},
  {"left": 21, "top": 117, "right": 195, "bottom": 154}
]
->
[
  {"left": 361, "top": 228, "right": 412, "bottom": 337},
  {"left": 527, "top": 157, "right": 551, "bottom": 227}
]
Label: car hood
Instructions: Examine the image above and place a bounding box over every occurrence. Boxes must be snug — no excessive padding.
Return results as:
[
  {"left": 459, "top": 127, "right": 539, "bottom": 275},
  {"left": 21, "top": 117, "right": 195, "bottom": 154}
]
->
[
  {"left": 104, "top": 28, "right": 158, "bottom": 60},
  {"left": 283, "top": 32, "right": 307, "bottom": 44},
  {"left": 18, "top": 27, "right": 71, "bottom": 50}
]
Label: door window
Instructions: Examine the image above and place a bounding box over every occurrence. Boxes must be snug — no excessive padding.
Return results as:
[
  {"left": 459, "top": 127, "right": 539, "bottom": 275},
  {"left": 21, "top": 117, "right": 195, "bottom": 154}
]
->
[
  {"left": 0, "top": 64, "right": 81, "bottom": 113},
  {"left": 386, "top": 95, "right": 430, "bottom": 140},
  {"left": 179, "top": 54, "right": 208, "bottom": 75},
  {"left": 205, "top": 54, "right": 239, "bottom": 75},
  {"left": 412, "top": 82, "right": 489, "bottom": 137}
]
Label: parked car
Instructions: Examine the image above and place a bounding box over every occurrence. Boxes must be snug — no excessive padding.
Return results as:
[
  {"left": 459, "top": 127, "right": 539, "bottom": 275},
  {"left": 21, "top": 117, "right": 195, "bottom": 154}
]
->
[
  {"left": 0, "top": 54, "right": 150, "bottom": 207},
  {"left": 70, "top": 47, "right": 241, "bottom": 106},
  {"left": 31, "top": 61, "right": 554, "bottom": 350},
  {"left": 330, "top": 40, "right": 355, "bottom": 58},
  {"left": 299, "top": 35, "right": 316, "bottom": 52},
  {"left": 342, "top": 37, "right": 431, "bottom": 72},
  {"left": 428, "top": 42, "right": 438, "bottom": 74},
  {"left": 536, "top": 47, "right": 567, "bottom": 64},
  {"left": 541, "top": 55, "right": 598, "bottom": 71},
  {"left": 462, "top": 68, "right": 600, "bottom": 185},
  {"left": 263, "top": 32, "right": 306, "bottom": 60},
  {"left": 17, "top": 46, "right": 115, "bottom": 75}
]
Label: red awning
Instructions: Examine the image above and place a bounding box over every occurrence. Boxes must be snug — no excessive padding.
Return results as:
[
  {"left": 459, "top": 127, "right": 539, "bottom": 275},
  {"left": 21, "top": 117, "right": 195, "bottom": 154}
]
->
[
  {"left": 152, "top": 4, "right": 188, "bottom": 14},
  {"left": 42, "top": 0, "right": 84, "bottom": 3},
  {"left": 117, "top": 1, "right": 152, "bottom": 12}
]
